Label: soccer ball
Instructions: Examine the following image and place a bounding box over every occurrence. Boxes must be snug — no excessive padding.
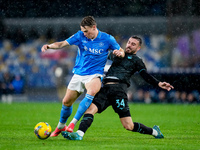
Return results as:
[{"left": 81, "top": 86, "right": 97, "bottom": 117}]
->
[{"left": 34, "top": 122, "right": 52, "bottom": 139}]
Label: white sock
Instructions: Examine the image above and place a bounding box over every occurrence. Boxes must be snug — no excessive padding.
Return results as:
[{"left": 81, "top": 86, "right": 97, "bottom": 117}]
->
[
  {"left": 152, "top": 129, "right": 158, "bottom": 136},
  {"left": 57, "top": 122, "right": 65, "bottom": 129},
  {"left": 70, "top": 118, "right": 78, "bottom": 125},
  {"left": 76, "top": 130, "right": 84, "bottom": 137}
]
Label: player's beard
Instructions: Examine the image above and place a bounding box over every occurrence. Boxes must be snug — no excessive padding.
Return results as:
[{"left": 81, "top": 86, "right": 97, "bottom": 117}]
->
[{"left": 125, "top": 47, "right": 136, "bottom": 54}]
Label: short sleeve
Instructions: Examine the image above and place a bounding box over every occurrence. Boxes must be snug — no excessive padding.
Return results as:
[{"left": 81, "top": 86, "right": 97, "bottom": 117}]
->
[
  {"left": 109, "top": 35, "right": 120, "bottom": 50},
  {"left": 66, "top": 31, "right": 81, "bottom": 46}
]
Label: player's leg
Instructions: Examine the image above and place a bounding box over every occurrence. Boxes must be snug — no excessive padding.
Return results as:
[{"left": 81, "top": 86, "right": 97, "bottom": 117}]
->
[
  {"left": 60, "top": 89, "right": 80, "bottom": 125},
  {"left": 51, "top": 74, "right": 83, "bottom": 136},
  {"left": 120, "top": 115, "right": 164, "bottom": 138},
  {"left": 66, "top": 77, "right": 101, "bottom": 132},
  {"left": 112, "top": 84, "right": 163, "bottom": 139},
  {"left": 62, "top": 87, "right": 109, "bottom": 140},
  {"left": 50, "top": 89, "right": 80, "bottom": 137},
  {"left": 62, "top": 103, "right": 98, "bottom": 140},
  {"left": 120, "top": 117, "right": 152, "bottom": 134},
  {"left": 76, "top": 103, "right": 98, "bottom": 135}
]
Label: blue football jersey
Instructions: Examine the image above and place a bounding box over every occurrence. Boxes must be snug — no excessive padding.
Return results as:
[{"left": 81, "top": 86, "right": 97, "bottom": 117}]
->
[{"left": 66, "top": 30, "right": 120, "bottom": 75}]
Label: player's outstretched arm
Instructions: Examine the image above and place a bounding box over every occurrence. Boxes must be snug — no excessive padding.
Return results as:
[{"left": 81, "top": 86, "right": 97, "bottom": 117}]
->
[
  {"left": 113, "top": 48, "right": 125, "bottom": 58},
  {"left": 139, "top": 69, "right": 174, "bottom": 91},
  {"left": 158, "top": 82, "right": 174, "bottom": 91},
  {"left": 41, "top": 40, "right": 69, "bottom": 52}
]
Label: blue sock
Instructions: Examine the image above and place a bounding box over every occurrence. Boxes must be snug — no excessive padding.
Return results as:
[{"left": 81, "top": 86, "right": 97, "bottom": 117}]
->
[
  {"left": 74, "top": 94, "right": 94, "bottom": 121},
  {"left": 59, "top": 104, "right": 73, "bottom": 123}
]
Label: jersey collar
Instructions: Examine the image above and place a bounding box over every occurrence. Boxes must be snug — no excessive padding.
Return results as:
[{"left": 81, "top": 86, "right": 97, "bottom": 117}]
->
[
  {"left": 89, "top": 29, "right": 101, "bottom": 41},
  {"left": 96, "top": 29, "right": 101, "bottom": 39},
  {"left": 126, "top": 53, "right": 136, "bottom": 59}
]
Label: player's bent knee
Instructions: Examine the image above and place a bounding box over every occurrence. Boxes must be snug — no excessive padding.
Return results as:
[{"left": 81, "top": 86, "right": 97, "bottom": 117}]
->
[
  {"left": 123, "top": 124, "right": 133, "bottom": 131},
  {"left": 122, "top": 122, "right": 134, "bottom": 131},
  {"left": 85, "top": 103, "right": 98, "bottom": 115},
  {"left": 120, "top": 117, "right": 133, "bottom": 131},
  {"left": 87, "top": 86, "right": 101, "bottom": 96},
  {"left": 87, "top": 90, "right": 98, "bottom": 97},
  {"left": 62, "top": 100, "right": 73, "bottom": 107}
]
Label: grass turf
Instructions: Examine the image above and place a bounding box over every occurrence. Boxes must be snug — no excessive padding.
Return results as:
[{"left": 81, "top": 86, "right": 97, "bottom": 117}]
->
[{"left": 0, "top": 102, "right": 200, "bottom": 150}]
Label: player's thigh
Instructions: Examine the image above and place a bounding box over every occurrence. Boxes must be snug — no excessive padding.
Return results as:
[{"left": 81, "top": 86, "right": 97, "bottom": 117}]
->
[
  {"left": 111, "top": 90, "right": 130, "bottom": 118},
  {"left": 85, "top": 77, "right": 101, "bottom": 96},
  {"left": 62, "top": 88, "right": 81, "bottom": 106},
  {"left": 92, "top": 88, "right": 110, "bottom": 113}
]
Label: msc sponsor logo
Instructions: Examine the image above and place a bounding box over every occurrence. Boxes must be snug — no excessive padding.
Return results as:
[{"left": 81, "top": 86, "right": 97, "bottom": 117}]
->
[
  {"left": 84, "top": 46, "right": 104, "bottom": 54},
  {"left": 88, "top": 48, "right": 104, "bottom": 54}
]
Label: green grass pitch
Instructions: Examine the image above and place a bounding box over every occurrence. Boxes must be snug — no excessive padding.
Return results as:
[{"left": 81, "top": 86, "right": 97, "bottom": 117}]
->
[{"left": 0, "top": 102, "right": 200, "bottom": 150}]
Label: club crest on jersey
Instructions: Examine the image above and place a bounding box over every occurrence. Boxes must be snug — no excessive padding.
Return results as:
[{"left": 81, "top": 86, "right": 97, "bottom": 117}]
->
[
  {"left": 84, "top": 46, "right": 88, "bottom": 51},
  {"left": 128, "top": 56, "right": 132, "bottom": 59},
  {"left": 99, "top": 42, "right": 104, "bottom": 47}
]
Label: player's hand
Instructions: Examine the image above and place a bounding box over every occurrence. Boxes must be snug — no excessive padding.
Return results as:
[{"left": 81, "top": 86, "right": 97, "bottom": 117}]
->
[
  {"left": 41, "top": 44, "right": 49, "bottom": 52},
  {"left": 113, "top": 50, "right": 123, "bottom": 57},
  {"left": 158, "top": 82, "right": 174, "bottom": 91}
]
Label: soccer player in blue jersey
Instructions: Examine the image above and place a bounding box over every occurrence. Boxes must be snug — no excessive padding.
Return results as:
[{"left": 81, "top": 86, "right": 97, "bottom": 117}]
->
[
  {"left": 41, "top": 16, "right": 124, "bottom": 137},
  {"left": 62, "top": 36, "right": 174, "bottom": 140}
]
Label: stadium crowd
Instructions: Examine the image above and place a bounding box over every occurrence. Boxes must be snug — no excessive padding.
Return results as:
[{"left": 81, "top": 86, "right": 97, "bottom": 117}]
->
[
  {"left": 0, "top": 25, "right": 200, "bottom": 104},
  {"left": 1, "top": 0, "right": 200, "bottom": 18}
]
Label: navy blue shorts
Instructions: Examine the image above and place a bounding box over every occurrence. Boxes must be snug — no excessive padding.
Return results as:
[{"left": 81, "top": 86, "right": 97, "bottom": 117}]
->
[{"left": 92, "top": 83, "right": 131, "bottom": 118}]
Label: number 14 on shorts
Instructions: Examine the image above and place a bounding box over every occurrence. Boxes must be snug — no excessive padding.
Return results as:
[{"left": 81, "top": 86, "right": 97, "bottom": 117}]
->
[{"left": 116, "top": 99, "right": 125, "bottom": 110}]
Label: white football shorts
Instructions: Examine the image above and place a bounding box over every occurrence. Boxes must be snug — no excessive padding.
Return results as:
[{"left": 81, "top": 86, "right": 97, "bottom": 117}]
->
[{"left": 67, "top": 74, "right": 102, "bottom": 93}]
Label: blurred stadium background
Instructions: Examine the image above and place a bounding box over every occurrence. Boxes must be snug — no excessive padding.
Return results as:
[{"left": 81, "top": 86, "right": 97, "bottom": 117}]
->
[{"left": 0, "top": 0, "right": 200, "bottom": 103}]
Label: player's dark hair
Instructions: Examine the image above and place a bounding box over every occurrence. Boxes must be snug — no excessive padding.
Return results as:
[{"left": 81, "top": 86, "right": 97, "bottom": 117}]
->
[
  {"left": 80, "top": 16, "right": 97, "bottom": 27},
  {"left": 131, "top": 35, "right": 142, "bottom": 46}
]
